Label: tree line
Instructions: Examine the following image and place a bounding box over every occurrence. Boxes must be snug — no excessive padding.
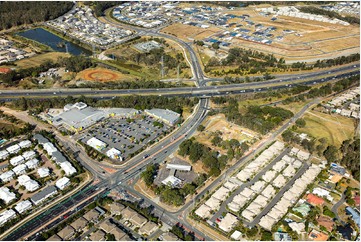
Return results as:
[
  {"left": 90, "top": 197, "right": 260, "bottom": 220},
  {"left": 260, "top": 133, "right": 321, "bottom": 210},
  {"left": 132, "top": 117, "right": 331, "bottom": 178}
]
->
[
  {"left": 218, "top": 98, "right": 293, "bottom": 134},
  {"left": 0, "top": 2, "right": 74, "bottom": 30},
  {"left": 205, "top": 47, "right": 359, "bottom": 77},
  {"left": 282, "top": 75, "right": 360, "bottom": 105},
  {"left": 299, "top": 6, "right": 360, "bottom": 25},
  {"left": 12, "top": 95, "right": 198, "bottom": 118}
]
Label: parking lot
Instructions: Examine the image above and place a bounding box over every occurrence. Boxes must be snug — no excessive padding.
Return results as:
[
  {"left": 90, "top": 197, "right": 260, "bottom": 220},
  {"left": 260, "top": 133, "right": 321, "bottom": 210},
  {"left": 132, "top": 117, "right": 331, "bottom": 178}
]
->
[{"left": 81, "top": 116, "right": 170, "bottom": 161}]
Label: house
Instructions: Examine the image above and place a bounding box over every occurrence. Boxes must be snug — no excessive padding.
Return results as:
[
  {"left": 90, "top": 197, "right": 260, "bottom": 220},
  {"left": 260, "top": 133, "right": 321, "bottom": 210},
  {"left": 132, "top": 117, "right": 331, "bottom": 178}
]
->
[
  {"left": 25, "top": 158, "right": 39, "bottom": 169},
  {"left": 30, "top": 185, "right": 58, "bottom": 205},
  {"left": 317, "top": 215, "right": 334, "bottom": 231},
  {"left": 22, "top": 151, "right": 36, "bottom": 160},
  {"left": 218, "top": 213, "right": 238, "bottom": 232},
  {"left": 0, "top": 209, "right": 17, "bottom": 226},
  {"left": 18, "top": 175, "right": 39, "bottom": 192},
  {"left": 10, "top": 155, "right": 25, "bottom": 166},
  {"left": 71, "top": 217, "right": 88, "bottom": 231},
  {"left": 0, "top": 170, "right": 15, "bottom": 183},
  {"left": 15, "top": 200, "right": 32, "bottom": 214},
  {"left": 306, "top": 194, "right": 325, "bottom": 206},
  {"left": 83, "top": 209, "right": 100, "bottom": 222},
  {"left": 56, "top": 177, "right": 71, "bottom": 190},
  {"left": 38, "top": 167, "right": 50, "bottom": 178},
  {"left": 46, "top": 235, "right": 62, "bottom": 241},
  {"left": 110, "top": 202, "right": 125, "bottom": 215},
  {"left": 13, "top": 164, "right": 27, "bottom": 175},
  {"left": 131, "top": 213, "right": 148, "bottom": 228},
  {"left": 18, "top": 140, "right": 32, "bottom": 149},
  {"left": 112, "top": 227, "right": 127, "bottom": 241},
  {"left": 99, "top": 219, "right": 117, "bottom": 233},
  {"left": 6, "top": 144, "right": 20, "bottom": 154},
  {"left": 160, "top": 232, "right": 179, "bottom": 241},
  {"left": 0, "top": 187, "right": 16, "bottom": 204},
  {"left": 274, "top": 232, "right": 292, "bottom": 241},
  {"left": 57, "top": 225, "right": 75, "bottom": 240},
  {"left": 90, "top": 230, "right": 105, "bottom": 241},
  {"left": 0, "top": 150, "right": 9, "bottom": 160},
  {"left": 139, "top": 221, "right": 158, "bottom": 236},
  {"left": 59, "top": 161, "right": 77, "bottom": 176},
  {"left": 308, "top": 229, "right": 329, "bottom": 241},
  {"left": 345, "top": 206, "right": 360, "bottom": 228},
  {"left": 289, "top": 222, "right": 305, "bottom": 234},
  {"left": 43, "top": 142, "right": 57, "bottom": 155}
]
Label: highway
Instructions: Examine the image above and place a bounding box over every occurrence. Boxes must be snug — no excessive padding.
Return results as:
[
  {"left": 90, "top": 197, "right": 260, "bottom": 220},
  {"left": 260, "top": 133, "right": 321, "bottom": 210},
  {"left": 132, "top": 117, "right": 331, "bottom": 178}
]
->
[{"left": 2, "top": 7, "right": 360, "bottom": 241}]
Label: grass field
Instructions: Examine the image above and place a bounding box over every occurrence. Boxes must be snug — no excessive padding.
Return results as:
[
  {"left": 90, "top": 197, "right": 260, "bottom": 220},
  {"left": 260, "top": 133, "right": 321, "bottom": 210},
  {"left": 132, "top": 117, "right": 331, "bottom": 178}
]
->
[
  {"left": 0, "top": 52, "right": 70, "bottom": 69},
  {"left": 297, "top": 110, "right": 356, "bottom": 147},
  {"left": 76, "top": 67, "right": 133, "bottom": 82},
  {"left": 196, "top": 114, "right": 258, "bottom": 150}
]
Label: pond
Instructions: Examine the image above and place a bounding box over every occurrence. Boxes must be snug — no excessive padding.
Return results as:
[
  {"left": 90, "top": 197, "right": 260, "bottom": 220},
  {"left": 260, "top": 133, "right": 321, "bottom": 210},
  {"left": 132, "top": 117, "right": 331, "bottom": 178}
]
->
[{"left": 17, "top": 28, "right": 92, "bottom": 56}]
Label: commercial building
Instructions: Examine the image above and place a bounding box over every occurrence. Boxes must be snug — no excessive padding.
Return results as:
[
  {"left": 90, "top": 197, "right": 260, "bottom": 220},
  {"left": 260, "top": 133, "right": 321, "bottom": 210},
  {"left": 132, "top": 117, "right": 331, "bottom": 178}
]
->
[
  {"left": 106, "top": 148, "right": 123, "bottom": 161},
  {"left": 30, "top": 185, "right": 58, "bottom": 205},
  {"left": 14, "top": 200, "right": 33, "bottom": 214},
  {"left": 0, "top": 209, "right": 16, "bottom": 226},
  {"left": 87, "top": 137, "right": 107, "bottom": 151},
  {"left": 166, "top": 164, "right": 192, "bottom": 171},
  {"left": 144, "top": 109, "right": 180, "bottom": 126},
  {"left": 162, "top": 175, "right": 182, "bottom": 187},
  {"left": 56, "top": 177, "right": 71, "bottom": 190},
  {"left": 52, "top": 103, "right": 106, "bottom": 132},
  {"left": 0, "top": 186, "right": 16, "bottom": 204}
]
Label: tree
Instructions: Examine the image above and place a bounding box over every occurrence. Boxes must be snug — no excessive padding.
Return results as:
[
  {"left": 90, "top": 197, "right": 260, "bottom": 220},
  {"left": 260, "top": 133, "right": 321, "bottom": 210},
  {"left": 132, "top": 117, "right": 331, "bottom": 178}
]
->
[
  {"left": 140, "top": 164, "right": 158, "bottom": 187},
  {"left": 323, "top": 145, "right": 339, "bottom": 164},
  {"left": 295, "top": 118, "right": 306, "bottom": 128},
  {"left": 211, "top": 42, "right": 220, "bottom": 50},
  {"left": 261, "top": 230, "right": 273, "bottom": 241},
  {"left": 197, "top": 125, "right": 205, "bottom": 132},
  {"left": 106, "top": 233, "right": 115, "bottom": 241}
]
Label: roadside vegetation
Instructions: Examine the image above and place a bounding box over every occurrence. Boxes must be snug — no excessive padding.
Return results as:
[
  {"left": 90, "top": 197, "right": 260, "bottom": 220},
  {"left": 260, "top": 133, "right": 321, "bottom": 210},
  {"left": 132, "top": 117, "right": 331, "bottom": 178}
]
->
[
  {"left": 201, "top": 46, "right": 359, "bottom": 77},
  {"left": 0, "top": 110, "right": 34, "bottom": 139}
]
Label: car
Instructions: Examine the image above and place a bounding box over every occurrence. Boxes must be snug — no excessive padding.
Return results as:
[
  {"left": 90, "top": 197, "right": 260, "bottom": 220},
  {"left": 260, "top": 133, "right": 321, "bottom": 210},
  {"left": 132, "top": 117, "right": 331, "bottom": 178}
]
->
[{"left": 164, "top": 150, "right": 168, "bottom": 153}]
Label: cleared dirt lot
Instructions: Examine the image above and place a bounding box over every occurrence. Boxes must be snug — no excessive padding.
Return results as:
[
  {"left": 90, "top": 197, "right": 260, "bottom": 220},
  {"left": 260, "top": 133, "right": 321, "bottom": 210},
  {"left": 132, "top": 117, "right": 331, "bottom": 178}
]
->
[{"left": 161, "top": 23, "right": 222, "bottom": 41}]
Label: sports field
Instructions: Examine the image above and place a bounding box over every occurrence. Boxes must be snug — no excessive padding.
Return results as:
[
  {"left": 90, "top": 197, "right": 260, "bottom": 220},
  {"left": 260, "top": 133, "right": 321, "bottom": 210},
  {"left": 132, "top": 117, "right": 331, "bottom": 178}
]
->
[{"left": 76, "top": 67, "right": 133, "bottom": 82}]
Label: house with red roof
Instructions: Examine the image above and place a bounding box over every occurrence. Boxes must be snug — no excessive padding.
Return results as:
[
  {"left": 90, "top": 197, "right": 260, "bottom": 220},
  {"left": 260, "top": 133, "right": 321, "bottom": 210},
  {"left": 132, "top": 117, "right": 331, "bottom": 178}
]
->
[{"left": 306, "top": 193, "right": 325, "bottom": 206}]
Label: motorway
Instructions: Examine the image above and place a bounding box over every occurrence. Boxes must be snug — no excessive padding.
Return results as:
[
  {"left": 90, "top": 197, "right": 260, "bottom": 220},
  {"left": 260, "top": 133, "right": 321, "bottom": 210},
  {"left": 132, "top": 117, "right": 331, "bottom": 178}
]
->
[{"left": 2, "top": 7, "right": 360, "bottom": 242}]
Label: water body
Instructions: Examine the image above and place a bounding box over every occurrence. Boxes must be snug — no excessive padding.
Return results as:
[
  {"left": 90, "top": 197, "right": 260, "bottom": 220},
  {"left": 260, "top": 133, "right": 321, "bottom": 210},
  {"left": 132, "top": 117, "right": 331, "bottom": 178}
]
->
[{"left": 17, "top": 28, "right": 91, "bottom": 56}]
